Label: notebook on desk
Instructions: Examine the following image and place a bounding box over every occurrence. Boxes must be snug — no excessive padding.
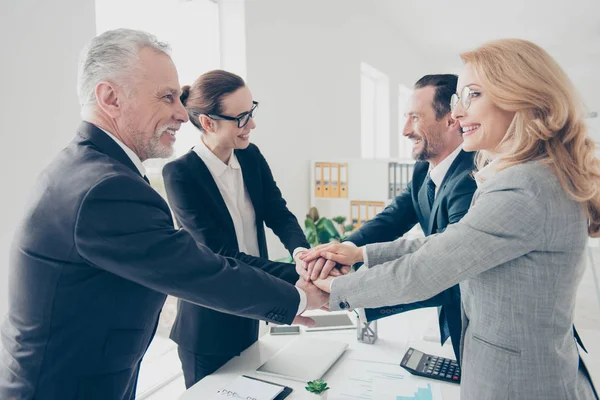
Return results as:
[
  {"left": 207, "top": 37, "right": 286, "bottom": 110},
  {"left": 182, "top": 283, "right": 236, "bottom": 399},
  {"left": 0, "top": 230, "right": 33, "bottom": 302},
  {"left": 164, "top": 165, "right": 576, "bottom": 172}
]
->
[{"left": 256, "top": 337, "right": 349, "bottom": 382}]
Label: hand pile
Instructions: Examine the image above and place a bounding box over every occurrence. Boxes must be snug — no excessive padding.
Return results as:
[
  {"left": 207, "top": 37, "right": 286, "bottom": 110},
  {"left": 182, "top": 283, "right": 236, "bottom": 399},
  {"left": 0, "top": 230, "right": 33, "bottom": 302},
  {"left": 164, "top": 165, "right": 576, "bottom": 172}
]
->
[{"left": 291, "top": 242, "right": 364, "bottom": 326}]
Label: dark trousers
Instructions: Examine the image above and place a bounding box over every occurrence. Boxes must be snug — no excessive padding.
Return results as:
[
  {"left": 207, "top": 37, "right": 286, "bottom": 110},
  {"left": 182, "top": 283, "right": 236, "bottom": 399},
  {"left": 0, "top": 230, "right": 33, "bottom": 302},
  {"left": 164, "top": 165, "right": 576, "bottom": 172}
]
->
[{"left": 177, "top": 347, "right": 233, "bottom": 389}]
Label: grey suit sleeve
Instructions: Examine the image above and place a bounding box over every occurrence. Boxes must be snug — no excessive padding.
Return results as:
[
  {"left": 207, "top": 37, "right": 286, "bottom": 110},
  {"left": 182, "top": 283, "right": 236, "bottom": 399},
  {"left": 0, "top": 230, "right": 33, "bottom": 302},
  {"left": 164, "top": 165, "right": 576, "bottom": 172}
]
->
[
  {"left": 364, "top": 235, "right": 434, "bottom": 267},
  {"left": 330, "top": 176, "right": 546, "bottom": 311},
  {"left": 74, "top": 175, "right": 300, "bottom": 325}
]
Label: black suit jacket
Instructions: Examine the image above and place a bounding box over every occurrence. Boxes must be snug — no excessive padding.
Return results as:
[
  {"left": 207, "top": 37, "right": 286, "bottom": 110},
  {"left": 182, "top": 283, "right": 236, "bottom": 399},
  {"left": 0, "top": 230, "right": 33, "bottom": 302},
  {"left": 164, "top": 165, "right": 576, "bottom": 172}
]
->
[
  {"left": 346, "top": 150, "right": 477, "bottom": 362},
  {"left": 0, "top": 122, "right": 300, "bottom": 400},
  {"left": 162, "top": 144, "right": 309, "bottom": 356}
]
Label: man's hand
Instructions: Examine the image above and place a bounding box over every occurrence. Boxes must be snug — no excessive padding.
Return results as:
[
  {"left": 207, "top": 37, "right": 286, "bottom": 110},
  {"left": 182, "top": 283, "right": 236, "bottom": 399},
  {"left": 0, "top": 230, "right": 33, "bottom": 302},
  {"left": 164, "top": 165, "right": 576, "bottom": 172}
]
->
[
  {"left": 312, "top": 275, "right": 335, "bottom": 293},
  {"left": 292, "top": 315, "right": 316, "bottom": 327},
  {"left": 296, "top": 278, "right": 329, "bottom": 311},
  {"left": 296, "top": 250, "right": 347, "bottom": 281},
  {"left": 300, "top": 243, "right": 363, "bottom": 274}
]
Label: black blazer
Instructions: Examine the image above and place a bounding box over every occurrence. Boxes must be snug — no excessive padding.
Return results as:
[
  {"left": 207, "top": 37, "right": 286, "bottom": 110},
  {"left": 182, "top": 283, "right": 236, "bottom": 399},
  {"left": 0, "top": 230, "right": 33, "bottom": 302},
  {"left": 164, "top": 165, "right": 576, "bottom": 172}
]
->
[
  {"left": 346, "top": 150, "right": 477, "bottom": 362},
  {"left": 163, "top": 143, "right": 309, "bottom": 356},
  {"left": 0, "top": 122, "right": 300, "bottom": 400}
]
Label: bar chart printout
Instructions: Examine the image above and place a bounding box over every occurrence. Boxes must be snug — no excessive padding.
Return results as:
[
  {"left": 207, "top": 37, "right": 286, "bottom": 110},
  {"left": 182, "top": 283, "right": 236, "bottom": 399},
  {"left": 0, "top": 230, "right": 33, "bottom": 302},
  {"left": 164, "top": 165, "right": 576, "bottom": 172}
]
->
[
  {"left": 373, "top": 377, "right": 443, "bottom": 400},
  {"left": 396, "top": 383, "right": 434, "bottom": 400}
]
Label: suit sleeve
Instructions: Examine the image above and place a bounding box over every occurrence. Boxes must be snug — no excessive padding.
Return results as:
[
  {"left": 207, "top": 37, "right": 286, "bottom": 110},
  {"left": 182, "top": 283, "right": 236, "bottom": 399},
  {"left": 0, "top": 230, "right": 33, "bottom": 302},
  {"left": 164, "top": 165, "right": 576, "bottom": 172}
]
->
[
  {"left": 345, "top": 184, "right": 418, "bottom": 246},
  {"left": 74, "top": 174, "right": 299, "bottom": 324},
  {"left": 162, "top": 162, "right": 298, "bottom": 284},
  {"left": 255, "top": 147, "right": 309, "bottom": 254},
  {"left": 330, "top": 174, "right": 546, "bottom": 311}
]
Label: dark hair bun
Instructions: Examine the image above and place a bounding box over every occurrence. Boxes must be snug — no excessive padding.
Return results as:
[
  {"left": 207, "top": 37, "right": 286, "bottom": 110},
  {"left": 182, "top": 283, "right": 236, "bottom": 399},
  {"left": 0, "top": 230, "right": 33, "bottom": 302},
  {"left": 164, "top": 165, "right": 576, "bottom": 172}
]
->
[{"left": 180, "top": 85, "right": 191, "bottom": 106}]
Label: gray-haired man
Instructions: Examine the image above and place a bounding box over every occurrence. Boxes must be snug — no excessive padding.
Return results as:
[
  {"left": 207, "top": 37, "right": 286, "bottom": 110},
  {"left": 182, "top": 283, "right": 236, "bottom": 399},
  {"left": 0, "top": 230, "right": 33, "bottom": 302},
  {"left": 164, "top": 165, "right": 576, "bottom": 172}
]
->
[{"left": 0, "top": 29, "right": 325, "bottom": 400}]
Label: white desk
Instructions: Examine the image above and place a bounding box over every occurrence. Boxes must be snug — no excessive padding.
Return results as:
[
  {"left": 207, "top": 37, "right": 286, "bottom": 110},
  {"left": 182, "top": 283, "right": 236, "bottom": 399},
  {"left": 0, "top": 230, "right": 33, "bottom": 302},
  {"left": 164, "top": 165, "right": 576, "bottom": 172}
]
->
[{"left": 180, "top": 308, "right": 461, "bottom": 399}]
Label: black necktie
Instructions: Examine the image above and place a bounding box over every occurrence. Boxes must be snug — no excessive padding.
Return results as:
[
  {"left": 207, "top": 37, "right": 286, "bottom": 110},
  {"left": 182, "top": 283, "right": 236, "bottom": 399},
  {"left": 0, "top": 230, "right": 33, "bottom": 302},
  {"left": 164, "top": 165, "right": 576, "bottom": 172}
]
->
[
  {"left": 143, "top": 175, "right": 150, "bottom": 185},
  {"left": 426, "top": 176, "right": 436, "bottom": 208}
]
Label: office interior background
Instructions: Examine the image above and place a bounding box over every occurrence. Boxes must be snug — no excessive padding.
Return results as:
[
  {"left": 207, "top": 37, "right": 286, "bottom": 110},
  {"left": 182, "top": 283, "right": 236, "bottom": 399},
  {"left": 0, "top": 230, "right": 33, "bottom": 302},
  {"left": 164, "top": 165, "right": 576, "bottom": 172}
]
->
[{"left": 1, "top": 0, "right": 599, "bottom": 397}]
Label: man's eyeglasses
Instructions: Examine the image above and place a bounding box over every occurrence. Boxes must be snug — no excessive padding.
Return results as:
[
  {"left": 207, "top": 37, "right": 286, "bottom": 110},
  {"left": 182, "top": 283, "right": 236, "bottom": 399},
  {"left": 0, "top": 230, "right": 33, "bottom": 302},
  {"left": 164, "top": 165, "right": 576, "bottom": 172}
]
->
[
  {"left": 206, "top": 101, "right": 259, "bottom": 128},
  {"left": 450, "top": 86, "right": 478, "bottom": 113}
]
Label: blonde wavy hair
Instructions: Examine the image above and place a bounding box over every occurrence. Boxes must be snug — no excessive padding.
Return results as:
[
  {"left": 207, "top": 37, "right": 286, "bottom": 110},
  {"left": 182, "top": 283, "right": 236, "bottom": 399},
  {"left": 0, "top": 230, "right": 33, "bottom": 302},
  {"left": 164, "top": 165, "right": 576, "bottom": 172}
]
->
[{"left": 461, "top": 39, "right": 600, "bottom": 237}]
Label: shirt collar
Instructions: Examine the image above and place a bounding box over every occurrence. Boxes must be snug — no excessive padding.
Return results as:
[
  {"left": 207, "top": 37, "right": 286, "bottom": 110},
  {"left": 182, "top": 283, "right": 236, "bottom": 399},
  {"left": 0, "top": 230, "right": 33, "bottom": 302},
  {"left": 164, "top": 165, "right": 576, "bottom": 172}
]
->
[
  {"left": 99, "top": 128, "right": 146, "bottom": 177},
  {"left": 474, "top": 157, "right": 501, "bottom": 186},
  {"left": 428, "top": 144, "right": 463, "bottom": 188},
  {"left": 193, "top": 137, "right": 240, "bottom": 177}
]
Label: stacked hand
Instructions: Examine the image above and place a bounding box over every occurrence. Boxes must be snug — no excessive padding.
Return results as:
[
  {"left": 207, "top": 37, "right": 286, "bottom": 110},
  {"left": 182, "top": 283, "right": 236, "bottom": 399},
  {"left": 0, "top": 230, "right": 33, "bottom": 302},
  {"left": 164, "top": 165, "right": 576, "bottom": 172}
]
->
[
  {"left": 295, "top": 243, "right": 364, "bottom": 292},
  {"left": 292, "top": 244, "right": 364, "bottom": 325}
]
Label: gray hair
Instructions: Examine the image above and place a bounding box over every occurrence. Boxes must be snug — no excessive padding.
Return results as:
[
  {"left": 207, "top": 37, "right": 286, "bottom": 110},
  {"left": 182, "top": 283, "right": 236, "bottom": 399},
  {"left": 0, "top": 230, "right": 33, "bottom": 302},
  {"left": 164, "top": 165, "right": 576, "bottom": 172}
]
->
[{"left": 77, "top": 28, "right": 171, "bottom": 107}]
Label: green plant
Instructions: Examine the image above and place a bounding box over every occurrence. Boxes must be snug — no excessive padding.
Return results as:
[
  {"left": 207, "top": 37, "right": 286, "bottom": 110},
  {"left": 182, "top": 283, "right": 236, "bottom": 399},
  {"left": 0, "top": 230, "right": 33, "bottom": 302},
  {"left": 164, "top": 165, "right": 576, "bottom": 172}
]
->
[
  {"left": 274, "top": 207, "right": 354, "bottom": 263},
  {"left": 305, "top": 379, "right": 330, "bottom": 394},
  {"left": 304, "top": 207, "right": 354, "bottom": 248}
]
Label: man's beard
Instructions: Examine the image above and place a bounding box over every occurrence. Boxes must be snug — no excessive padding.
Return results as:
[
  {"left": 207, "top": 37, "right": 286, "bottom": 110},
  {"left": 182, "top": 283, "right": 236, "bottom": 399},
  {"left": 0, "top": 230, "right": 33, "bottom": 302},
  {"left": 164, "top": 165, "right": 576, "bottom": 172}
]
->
[
  {"left": 144, "top": 125, "right": 174, "bottom": 160},
  {"left": 411, "top": 131, "right": 442, "bottom": 162},
  {"left": 126, "top": 121, "right": 174, "bottom": 161}
]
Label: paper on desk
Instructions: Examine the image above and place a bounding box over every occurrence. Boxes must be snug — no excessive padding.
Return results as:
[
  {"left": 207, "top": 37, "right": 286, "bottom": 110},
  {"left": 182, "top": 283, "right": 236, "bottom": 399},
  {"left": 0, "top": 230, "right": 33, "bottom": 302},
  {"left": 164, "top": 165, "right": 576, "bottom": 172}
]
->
[
  {"left": 373, "top": 377, "right": 443, "bottom": 400},
  {"left": 211, "top": 375, "right": 283, "bottom": 400},
  {"left": 332, "top": 359, "right": 442, "bottom": 400},
  {"left": 333, "top": 359, "right": 407, "bottom": 399}
]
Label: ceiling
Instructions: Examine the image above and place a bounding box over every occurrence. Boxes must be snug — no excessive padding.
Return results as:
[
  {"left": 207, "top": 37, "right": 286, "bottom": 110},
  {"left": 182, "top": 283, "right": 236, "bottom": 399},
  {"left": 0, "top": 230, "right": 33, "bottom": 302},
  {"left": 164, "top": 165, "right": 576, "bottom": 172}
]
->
[{"left": 372, "top": 0, "right": 600, "bottom": 108}]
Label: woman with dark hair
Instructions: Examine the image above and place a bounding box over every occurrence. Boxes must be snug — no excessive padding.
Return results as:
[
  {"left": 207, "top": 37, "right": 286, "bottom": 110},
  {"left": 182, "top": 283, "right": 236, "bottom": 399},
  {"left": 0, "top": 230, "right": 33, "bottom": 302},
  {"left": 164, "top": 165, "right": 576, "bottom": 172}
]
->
[{"left": 162, "top": 70, "right": 314, "bottom": 388}]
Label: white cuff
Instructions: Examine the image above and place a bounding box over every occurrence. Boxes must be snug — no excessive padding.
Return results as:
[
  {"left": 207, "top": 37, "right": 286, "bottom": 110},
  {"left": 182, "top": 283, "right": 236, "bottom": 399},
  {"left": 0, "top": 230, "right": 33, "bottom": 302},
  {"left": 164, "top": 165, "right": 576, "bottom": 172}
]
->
[
  {"left": 293, "top": 247, "right": 308, "bottom": 259},
  {"left": 296, "top": 287, "right": 307, "bottom": 315},
  {"left": 362, "top": 247, "right": 369, "bottom": 268},
  {"left": 342, "top": 241, "right": 357, "bottom": 247}
]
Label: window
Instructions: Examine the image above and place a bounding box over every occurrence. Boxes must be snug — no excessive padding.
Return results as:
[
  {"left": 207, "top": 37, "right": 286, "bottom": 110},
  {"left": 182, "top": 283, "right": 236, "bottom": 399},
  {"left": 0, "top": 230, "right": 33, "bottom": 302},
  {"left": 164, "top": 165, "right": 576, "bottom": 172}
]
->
[
  {"left": 360, "top": 62, "right": 390, "bottom": 159},
  {"left": 398, "top": 84, "right": 414, "bottom": 160},
  {"left": 95, "top": 0, "right": 221, "bottom": 397}
]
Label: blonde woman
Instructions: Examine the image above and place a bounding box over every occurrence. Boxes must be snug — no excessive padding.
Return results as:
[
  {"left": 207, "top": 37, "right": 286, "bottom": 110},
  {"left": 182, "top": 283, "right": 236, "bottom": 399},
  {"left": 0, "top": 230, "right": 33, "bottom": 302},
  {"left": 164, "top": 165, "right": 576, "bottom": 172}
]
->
[{"left": 301, "top": 39, "right": 599, "bottom": 399}]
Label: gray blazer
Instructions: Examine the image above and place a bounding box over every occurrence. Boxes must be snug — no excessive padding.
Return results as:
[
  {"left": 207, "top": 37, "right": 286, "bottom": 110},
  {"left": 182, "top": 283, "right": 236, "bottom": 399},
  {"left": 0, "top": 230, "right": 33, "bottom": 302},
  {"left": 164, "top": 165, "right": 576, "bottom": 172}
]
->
[{"left": 330, "top": 161, "right": 596, "bottom": 400}]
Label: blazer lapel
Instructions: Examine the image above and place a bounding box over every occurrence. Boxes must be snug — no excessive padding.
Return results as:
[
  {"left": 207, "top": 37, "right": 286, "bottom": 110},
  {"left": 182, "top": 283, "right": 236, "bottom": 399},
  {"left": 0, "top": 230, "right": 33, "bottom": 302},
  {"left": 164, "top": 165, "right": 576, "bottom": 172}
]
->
[
  {"left": 236, "top": 149, "right": 262, "bottom": 219},
  {"left": 186, "top": 151, "right": 237, "bottom": 239}
]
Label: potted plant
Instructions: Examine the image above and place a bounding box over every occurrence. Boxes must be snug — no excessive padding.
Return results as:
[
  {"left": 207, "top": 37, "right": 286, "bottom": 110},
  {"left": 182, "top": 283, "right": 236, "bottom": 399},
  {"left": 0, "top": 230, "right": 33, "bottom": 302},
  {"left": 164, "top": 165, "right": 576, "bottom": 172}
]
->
[
  {"left": 304, "top": 207, "right": 354, "bottom": 248},
  {"left": 305, "top": 379, "right": 330, "bottom": 398},
  {"left": 275, "top": 207, "right": 354, "bottom": 263}
]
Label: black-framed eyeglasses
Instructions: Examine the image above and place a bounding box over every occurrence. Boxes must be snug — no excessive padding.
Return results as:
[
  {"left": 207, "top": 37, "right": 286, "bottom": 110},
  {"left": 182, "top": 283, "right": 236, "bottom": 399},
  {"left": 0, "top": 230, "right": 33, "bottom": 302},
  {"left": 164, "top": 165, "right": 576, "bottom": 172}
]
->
[
  {"left": 450, "top": 86, "right": 477, "bottom": 113},
  {"left": 206, "top": 101, "right": 259, "bottom": 128}
]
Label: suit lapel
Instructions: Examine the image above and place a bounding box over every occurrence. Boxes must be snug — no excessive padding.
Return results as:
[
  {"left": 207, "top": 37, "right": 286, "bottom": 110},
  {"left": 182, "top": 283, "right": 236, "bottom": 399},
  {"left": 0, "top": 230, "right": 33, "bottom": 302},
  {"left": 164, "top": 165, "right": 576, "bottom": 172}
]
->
[
  {"left": 76, "top": 121, "right": 142, "bottom": 178},
  {"left": 186, "top": 151, "right": 237, "bottom": 240},
  {"left": 426, "top": 150, "right": 472, "bottom": 235}
]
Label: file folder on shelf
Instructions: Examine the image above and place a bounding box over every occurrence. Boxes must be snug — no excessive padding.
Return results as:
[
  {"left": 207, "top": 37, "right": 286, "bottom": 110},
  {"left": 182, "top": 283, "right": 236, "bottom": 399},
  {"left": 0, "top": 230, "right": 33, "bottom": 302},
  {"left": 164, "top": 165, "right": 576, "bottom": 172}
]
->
[
  {"left": 388, "top": 162, "right": 396, "bottom": 199},
  {"left": 330, "top": 163, "right": 339, "bottom": 197},
  {"left": 394, "top": 163, "right": 402, "bottom": 197},
  {"left": 339, "top": 163, "right": 348, "bottom": 198},
  {"left": 322, "top": 163, "right": 331, "bottom": 198},
  {"left": 315, "top": 163, "right": 323, "bottom": 197},
  {"left": 351, "top": 201, "right": 360, "bottom": 227}
]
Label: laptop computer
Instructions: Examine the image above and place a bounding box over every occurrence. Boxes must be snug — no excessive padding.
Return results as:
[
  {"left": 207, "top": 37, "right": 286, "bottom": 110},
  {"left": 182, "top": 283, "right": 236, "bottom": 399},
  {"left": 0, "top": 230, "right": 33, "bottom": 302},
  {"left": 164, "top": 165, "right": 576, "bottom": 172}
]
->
[{"left": 256, "top": 337, "right": 348, "bottom": 382}]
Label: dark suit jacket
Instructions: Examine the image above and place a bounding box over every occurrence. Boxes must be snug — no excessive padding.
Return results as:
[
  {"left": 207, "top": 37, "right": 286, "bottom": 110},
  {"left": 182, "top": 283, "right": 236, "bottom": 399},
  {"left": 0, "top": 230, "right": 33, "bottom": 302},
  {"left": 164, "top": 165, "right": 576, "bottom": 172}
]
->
[
  {"left": 0, "top": 122, "right": 300, "bottom": 400},
  {"left": 346, "top": 150, "right": 477, "bottom": 362},
  {"left": 162, "top": 144, "right": 309, "bottom": 356}
]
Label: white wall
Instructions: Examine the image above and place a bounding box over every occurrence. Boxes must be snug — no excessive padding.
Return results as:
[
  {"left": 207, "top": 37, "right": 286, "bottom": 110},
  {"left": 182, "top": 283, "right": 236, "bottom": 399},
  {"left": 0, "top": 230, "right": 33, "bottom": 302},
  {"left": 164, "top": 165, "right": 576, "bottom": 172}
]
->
[
  {"left": 244, "top": 0, "right": 433, "bottom": 258},
  {"left": 0, "top": 0, "right": 97, "bottom": 320}
]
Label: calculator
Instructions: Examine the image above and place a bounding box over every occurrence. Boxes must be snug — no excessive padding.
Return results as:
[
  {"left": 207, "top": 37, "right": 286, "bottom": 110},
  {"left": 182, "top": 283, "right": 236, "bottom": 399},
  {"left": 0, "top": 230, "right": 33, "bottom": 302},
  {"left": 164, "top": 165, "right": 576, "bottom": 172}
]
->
[{"left": 400, "top": 347, "right": 461, "bottom": 384}]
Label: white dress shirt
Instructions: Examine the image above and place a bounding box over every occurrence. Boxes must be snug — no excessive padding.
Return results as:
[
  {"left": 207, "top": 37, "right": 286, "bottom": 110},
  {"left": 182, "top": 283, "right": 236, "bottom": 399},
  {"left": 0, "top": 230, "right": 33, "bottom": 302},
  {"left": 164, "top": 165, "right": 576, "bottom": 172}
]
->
[
  {"left": 194, "top": 138, "right": 307, "bottom": 314},
  {"left": 428, "top": 144, "right": 463, "bottom": 197},
  {"left": 194, "top": 139, "right": 261, "bottom": 257}
]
